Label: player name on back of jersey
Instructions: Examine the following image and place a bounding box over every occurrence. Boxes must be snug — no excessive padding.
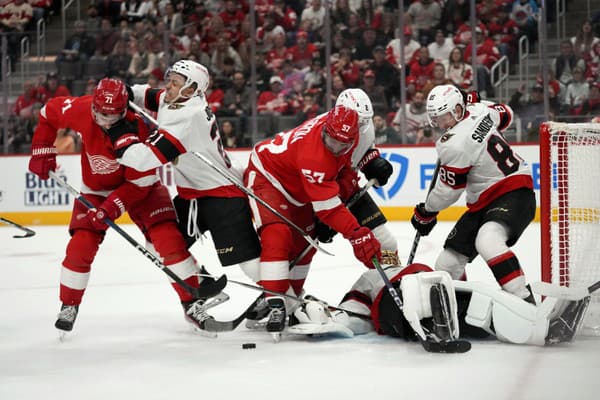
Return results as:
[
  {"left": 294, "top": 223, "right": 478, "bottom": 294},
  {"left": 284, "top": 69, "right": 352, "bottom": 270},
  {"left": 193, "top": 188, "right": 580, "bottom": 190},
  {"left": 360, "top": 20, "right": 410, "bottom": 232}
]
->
[{"left": 471, "top": 114, "right": 493, "bottom": 143}]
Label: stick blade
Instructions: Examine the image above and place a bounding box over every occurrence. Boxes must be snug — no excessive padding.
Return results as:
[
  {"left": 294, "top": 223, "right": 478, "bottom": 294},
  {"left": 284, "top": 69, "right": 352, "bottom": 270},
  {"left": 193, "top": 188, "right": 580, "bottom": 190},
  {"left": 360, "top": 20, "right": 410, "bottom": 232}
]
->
[
  {"left": 193, "top": 274, "right": 228, "bottom": 299},
  {"left": 421, "top": 339, "right": 471, "bottom": 353}
]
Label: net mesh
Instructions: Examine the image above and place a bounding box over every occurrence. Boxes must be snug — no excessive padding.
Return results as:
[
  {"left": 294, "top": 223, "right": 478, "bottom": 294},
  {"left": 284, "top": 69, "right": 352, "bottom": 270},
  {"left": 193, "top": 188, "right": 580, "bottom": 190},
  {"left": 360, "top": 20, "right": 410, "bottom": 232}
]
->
[{"left": 545, "top": 122, "right": 600, "bottom": 334}]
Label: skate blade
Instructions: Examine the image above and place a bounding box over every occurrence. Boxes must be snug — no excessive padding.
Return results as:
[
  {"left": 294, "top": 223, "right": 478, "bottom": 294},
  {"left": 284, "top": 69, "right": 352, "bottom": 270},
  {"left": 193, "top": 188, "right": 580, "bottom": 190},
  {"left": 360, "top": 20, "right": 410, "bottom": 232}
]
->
[
  {"left": 189, "top": 324, "right": 218, "bottom": 338},
  {"left": 245, "top": 320, "right": 267, "bottom": 330},
  {"left": 57, "top": 330, "right": 70, "bottom": 342}
]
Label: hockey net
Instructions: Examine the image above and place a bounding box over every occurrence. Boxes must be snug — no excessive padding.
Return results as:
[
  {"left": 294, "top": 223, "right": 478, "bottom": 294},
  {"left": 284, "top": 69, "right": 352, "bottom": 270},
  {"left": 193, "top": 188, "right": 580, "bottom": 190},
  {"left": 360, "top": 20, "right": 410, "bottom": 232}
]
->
[{"left": 540, "top": 122, "right": 600, "bottom": 335}]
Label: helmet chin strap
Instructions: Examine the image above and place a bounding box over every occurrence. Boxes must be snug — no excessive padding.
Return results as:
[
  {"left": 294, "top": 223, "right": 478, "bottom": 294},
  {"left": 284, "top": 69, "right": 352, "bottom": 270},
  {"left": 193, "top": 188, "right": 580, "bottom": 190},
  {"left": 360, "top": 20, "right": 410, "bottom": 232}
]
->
[{"left": 166, "top": 84, "right": 198, "bottom": 104}]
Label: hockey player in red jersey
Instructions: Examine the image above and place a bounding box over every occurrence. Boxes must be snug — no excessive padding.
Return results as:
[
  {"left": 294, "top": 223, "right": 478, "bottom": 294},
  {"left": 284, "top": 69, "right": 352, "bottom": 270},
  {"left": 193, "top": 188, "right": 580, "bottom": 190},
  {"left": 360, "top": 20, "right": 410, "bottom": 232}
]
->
[
  {"left": 288, "top": 256, "right": 593, "bottom": 347},
  {"left": 28, "top": 78, "right": 218, "bottom": 335},
  {"left": 244, "top": 104, "right": 383, "bottom": 335},
  {"left": 411, "top": 84, "right": 536, "bottom": 302},
  {"left": 115, "top": 59, "right": 262, "bottom": 292}
]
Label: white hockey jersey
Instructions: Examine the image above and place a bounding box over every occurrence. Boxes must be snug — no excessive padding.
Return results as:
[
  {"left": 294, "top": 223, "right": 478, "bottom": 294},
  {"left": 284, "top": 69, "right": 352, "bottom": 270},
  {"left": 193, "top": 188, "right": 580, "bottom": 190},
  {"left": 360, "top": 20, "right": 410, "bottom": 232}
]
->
[
  {"left": 425, "top": 102, "right": 533, "bottom": 212},
  {"left": 119, "top": 85, "right": 244, "bottom": 199},
  {"left": 350, "top": 118, "right": 376, "bottom": 169}
]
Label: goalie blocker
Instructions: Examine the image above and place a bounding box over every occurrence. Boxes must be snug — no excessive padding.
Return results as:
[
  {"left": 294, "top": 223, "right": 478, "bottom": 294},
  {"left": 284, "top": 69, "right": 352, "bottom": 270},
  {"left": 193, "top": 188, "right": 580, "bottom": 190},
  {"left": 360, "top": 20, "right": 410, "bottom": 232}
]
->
[{"left": 289, "top": 263, "right": 593, "bottom": 346}]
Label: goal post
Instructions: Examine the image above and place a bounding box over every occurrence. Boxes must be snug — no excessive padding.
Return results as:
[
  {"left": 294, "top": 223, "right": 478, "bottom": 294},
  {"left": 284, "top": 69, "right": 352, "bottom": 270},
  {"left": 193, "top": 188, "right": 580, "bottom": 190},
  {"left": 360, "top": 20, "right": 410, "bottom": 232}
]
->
[{"left": 540, "top": 121, "right": 600, "bottom": 334}]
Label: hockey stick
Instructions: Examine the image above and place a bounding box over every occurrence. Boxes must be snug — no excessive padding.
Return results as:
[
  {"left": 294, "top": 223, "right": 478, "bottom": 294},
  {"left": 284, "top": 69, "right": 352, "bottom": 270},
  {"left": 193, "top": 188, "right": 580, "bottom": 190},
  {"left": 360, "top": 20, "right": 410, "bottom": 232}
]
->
[
  {"left": 196, "top": 273, "right": 371, "bottom": 324},
  {"left": 48, "top": 171, "right": 227, "bottom": 299},
  {"left": 407, "top": 160, "right": 441, "bottom": 265},
  {"left": 530, "top": 280, "right": 600, "bottom": 300},
  {"left": 371, "top": 257, "right": 471, "bottom": 353},
  {"left": 289, "top": 178, "right": 378, "bottom": 269},
  {"left": 126, "top": 101, "right": 331, "bottom": 257},
  {"left": 203, "top": 294, "right": 264, "bottom": 332},
  {"left": 0, "top": 217, "right": 36, "bottom": 238}
]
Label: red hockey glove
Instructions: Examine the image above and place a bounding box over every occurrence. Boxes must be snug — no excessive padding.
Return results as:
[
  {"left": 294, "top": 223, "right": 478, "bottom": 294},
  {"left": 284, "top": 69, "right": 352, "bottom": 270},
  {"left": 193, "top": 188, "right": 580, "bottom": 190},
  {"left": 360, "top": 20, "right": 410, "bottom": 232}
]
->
[
  {"left": 410, "top": 202, "right": 439, "bottom": 236},
  {"left": 86, "top": 196, "right": 125, "bottom": 231},
  {"left": 29, "top": 143, "right": 57, "bottom": 180},
  {"left": 358, "top": 149, "right": 393, "bottom": 187},
  {"left": 347, "top": 226, "right": 381, "bottom": 269}
]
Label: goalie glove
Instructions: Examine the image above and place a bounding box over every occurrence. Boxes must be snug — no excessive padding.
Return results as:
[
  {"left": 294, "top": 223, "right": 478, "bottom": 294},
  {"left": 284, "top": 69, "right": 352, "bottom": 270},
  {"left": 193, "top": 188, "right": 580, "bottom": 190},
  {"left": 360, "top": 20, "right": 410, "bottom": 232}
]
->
[
  {"left": 289, "top": 300, "right": 354, "bottom": 337},
  {"left": 358, "top": 149, "right": 393, "bottom": 187}
]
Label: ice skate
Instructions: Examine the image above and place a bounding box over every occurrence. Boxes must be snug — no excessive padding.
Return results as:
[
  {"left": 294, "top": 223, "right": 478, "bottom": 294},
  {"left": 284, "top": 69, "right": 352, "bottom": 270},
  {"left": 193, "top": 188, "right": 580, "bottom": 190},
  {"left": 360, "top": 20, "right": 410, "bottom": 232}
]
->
[
  {"left": 245, "top": 295, "right": 270, "bottom": 330},
  {"left": 182, "top": 294, "right": 229, "bottom": 338},
  {"left": 266, "top": 297, "right": 286, "bottom": 342},
  {"left": 55, "top": 304, "right": 79, "bottom": 340}
]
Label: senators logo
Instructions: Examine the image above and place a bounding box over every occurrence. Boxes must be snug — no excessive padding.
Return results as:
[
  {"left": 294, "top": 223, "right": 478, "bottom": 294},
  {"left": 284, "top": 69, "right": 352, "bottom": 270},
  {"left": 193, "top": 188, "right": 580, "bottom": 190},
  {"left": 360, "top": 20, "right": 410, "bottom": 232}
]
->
[
  {"left": 168, "top": 103, "right": 184, "bottom": 110},
  {"left": 440, "top": 133, "right": 455, "bottom": 143}
]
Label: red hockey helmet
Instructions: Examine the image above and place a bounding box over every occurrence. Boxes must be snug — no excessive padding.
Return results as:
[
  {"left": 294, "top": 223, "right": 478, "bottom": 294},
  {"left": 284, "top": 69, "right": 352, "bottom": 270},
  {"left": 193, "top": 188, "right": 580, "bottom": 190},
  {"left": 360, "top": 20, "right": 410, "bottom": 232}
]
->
[
  {"left": 92, "top": 78, "right": 128, "bottom": 128},
  {"left": 322, "top": 105, "right": 359, "bottom": 155}
]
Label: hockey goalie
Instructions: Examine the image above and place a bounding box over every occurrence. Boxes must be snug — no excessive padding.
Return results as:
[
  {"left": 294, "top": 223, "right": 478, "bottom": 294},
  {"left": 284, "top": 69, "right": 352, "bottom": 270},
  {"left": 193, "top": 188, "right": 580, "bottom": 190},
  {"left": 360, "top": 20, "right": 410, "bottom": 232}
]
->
[{"left": 289, "top": 257, "right": 592, "bottom": 347}]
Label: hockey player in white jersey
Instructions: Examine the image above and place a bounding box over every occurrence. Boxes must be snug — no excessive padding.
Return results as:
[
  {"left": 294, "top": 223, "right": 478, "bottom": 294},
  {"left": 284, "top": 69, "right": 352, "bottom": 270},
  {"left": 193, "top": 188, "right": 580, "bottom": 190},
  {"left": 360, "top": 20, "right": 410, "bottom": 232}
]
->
[
  {"left": 288, "top": 258, "right": 592, "bottom": 347},
  {"left": 109, "top": 60, "right": 262, "bottom": 327},
  {"left": 310, "top": 89, "right": 396, "bottom": 258},
  {"left": 410, "top": 84, "right": 536, "bottom": 302}
]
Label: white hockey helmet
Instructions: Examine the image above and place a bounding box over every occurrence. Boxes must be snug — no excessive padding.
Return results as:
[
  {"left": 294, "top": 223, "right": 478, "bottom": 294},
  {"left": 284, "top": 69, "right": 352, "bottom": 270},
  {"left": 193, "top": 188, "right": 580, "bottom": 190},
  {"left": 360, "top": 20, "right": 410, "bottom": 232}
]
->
[
  {"left": 165, "top": 59, "right": 210, "bottom": 101},
  {"left": 336, "top": 88, "right": 374, "bottom": 127},
  {"left": 426, "top": 84, "right": 465, "bottom": 129}
]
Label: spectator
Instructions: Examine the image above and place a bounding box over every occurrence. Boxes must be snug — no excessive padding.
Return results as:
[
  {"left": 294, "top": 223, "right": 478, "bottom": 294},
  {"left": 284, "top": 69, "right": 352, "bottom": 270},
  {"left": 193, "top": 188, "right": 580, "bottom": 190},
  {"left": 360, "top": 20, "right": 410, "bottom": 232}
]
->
[
  {"left": 220, "top": 120, "right": 238, "bottom": 148},
  {"left": 95, "top": 18, "right": 120, "bottom": 58},
  {"left": 357, "top": 0, "right": 383, "bottom": 30},
  {"left": 186, "top": 1, "right": 212, "bottom": 27},
  {"left": 300, "top": 0, "right": 326, "bottom": 34},
  {"left": 509, "top": 84, "right": 545, "bottom": 140},
  {"left": 288, "top": 30, "right": 318, "bottom": 71},
  {"left": 369, "top": 45, "right": 399, "bottom": 109},
  {"left": 14, "top": 80, "right": 41, "bottom": 118},
  {"left": 391, "top": 90, "right": 428, "bottom": 144},
  {"left": 285, "top": 78, "right": 307, "bottom": 115},
  {"left": 177, "top": 24, "right": 201, "bottom": 55},
  {"left": 551, "top": 40, "right": 587, "bottom": 88},
  {"left": 206, "top": 76, "right": 225, "bottom": 114},
  {"left": 84, "top": 4, "right": 102, "bottom": 33},
  {"left": 563, "top": 68, "right": 590, "bottom": 114},
  {"left": 428, "top": 29, "right": 454, "bottom": 63},
  {"left": 378, "top": 11, "right": 396, "bottom": 43},
  {"left": 257, "top": 75, "right": 288, "bottom": 115},
  {"left": 56, "top": 20, "right": 96, "bottom": 78},
  {"left": 586, "top": 42, "right": 600, "bottom": 84},
  {"left": 219, "top": 0, "right": 244, "bottom": 47},
  {"left": 38, "top": 72, "right": 71, "bottom": 103},
  {"left": 149, "top": 54, "right": 169, "bottom": 86},
  {"left": 211, "top": 35, "right": 244, "bottom": 74},
  {"left": 571, "top": 20, "right": 600, "bottom": 58},
  {"left": 84, "top": 79, "right": 97, "bottom": 95},
  {"left": 354, "top": 27, "right": 381, "bottom": 67},
  {"left": 304, "top": 57, "right": 326, "bottom": 90},
  {"left": 360, "top": 69, "right": 388, "bottom": 114},
  {"left": 222, "top": 71, "right": 252, "bottom": 117},
  {"left": 107, "top": 40, "right": 132, "bottom": 80},
  {"left": 127, "top": 39, "right": 158, "bottom": 83},
  {"left": 201, "top": 15, "right": 225, "bottom": 54},
  {"left": 281, "top": 59, "right": 305, "bottom": 94},
  {"left": 421, "top": 63, "right": 450, "bottom": 96},
  {"left": 329, "top": 73, "right": 347, "bottom": 105},
  {"left": 256, "top": 14, "right": 284, "bottom": 54},
  {"left": 161, "top": 1, "right": 183, "bottom": 36},
  {"left": 373, "top": 113, "right": 399, "bottom": 144},
  {"left": 120, "top": 0, "right": 155, "bottom": 24},
  {"left": 332, "top": 47, "right": 360, "bottom": 87},
  {"left": 405, "top": 0, "right": 442, "bottom": 45},
  {"left": 464, "top": 26, "right": 500, "bottom": 97},
  {"left": 511, "top": 0, "right": 538, "bottom": 47},
  {"left": 444, "top": 47, "right": 473, "bottom": 90},
  {"left": 295, "top": 91, "right": 321, "bottom": 124},
  {"left": 0, "top": 0, "right": 33, "bottom": 69},
  {"left": 453, "top": 21, "right": 486, "bottom": 48},
  {"left": 488, "top": 4, "right": 520, "bottom": 61},
  {"left": 271, "top": 0, "right": 298, "bottom": 32},
  {"left": 581, "top": 81, "right": 600, "bottom": 117},
  {"left": 331, "top": 0, "right": 353, "bottom": 28},
  {"left": 265, "top": 29, "right": 289, "bottom": 73},
  {"left": 386, "top": 26, "right": 420, "bottom": 71},
  {"left": 408, "top": 47, "right": 436, "bottom": 91}
]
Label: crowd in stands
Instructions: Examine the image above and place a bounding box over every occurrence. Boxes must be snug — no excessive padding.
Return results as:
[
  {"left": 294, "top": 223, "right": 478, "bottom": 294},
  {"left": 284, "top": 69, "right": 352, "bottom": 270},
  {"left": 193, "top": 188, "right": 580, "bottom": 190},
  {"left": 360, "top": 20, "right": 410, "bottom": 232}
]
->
[{"left": 2, "top": 0, "right": 600, "bottom": 153}]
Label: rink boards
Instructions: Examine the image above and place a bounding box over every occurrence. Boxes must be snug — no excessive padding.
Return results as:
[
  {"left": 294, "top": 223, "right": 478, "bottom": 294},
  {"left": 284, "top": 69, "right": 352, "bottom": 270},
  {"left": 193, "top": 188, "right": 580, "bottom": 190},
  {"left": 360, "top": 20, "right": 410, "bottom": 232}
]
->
[{"left": 0, "top": 144, "right": 541, "bottom": 226}]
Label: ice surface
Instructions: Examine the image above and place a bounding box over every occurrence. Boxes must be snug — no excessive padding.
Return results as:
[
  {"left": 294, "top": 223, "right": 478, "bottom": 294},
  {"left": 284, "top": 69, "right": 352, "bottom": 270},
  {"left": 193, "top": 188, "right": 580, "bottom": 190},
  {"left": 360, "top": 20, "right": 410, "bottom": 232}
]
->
[{"left": 1, "top": 222, "right": 599, "bottom": 400}]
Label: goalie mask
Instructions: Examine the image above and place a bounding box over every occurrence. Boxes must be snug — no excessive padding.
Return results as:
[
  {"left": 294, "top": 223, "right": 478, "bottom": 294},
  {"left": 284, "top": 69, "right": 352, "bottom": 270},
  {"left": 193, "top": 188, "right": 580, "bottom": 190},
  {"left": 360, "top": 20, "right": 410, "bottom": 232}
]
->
[
  {"left": 426, "top": 84, "right": 465, "bottom": 130},
  {"left": 322, "top": 105, "right": 359, "bottom": 156},
  {"left": 92, "top": 78, "right": 128, "bottom": 129}
]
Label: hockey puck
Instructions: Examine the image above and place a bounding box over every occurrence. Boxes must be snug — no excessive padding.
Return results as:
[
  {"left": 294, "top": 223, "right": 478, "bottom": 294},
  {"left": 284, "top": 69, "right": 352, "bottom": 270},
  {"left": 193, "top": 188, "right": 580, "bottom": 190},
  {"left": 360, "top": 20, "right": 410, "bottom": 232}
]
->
[{"left": 242, "top": 343, "right": 256, "bottom": 349}]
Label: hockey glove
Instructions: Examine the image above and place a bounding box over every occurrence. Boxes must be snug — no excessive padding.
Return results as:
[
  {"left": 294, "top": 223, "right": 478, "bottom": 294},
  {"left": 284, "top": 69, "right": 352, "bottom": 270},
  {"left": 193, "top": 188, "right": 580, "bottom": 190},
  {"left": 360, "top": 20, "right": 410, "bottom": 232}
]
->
[
  {"left": 125, "top": 85, "right": 134, "bottom": 102},
  {"left": 348, "top": 226, "right": 381, "bottom": 269},
  {"left": 29, "top": 143, "right": 57, "bottom": 180},
  {"left": 411, "top": 203, "right": 438, "bottom": 236},
  {"left": 358, "top": 149, "right": 393, "bottom": 187},
  {"left": 315, "top": 220, "right": 337, "bottom": 243},
  {"left": 462, "top": 89, "right": 481, "bottom": 104},
  {"left": 86, "top": 195, "right": 126, "bottom": 231}
]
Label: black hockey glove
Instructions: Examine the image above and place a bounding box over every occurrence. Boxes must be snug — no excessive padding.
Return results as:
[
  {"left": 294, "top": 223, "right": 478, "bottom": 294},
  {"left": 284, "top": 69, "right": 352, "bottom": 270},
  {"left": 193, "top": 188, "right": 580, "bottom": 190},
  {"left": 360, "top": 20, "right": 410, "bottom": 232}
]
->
[
  {"left": 315, "top": 221, "right": 337, "bottom": 244},
  {"left": 461, "top": 89, "right": 481, "bottom": 104},
  {"left": 358, "top": 149, "right": 393, "bottom": 187},
  {"left": 410, "top": 203, "right": 438, "bottom": 236}
]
